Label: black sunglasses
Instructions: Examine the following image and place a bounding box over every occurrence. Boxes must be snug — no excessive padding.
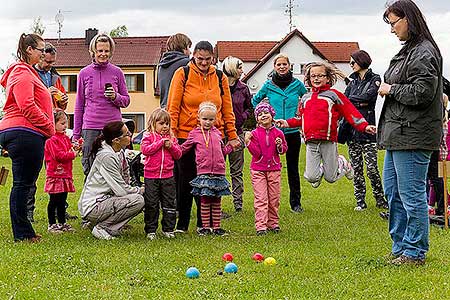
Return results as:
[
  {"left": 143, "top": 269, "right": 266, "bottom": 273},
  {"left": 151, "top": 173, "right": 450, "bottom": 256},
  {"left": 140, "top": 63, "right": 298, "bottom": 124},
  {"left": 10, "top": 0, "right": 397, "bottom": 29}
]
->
[{"left": 32, "top": 46, "right": 45, "bottom": 53}]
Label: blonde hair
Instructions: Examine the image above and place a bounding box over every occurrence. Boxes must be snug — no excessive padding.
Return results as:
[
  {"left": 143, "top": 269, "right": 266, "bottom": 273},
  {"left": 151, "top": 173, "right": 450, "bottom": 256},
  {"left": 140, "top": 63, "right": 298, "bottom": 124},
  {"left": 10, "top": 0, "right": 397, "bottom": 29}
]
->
[
  {"left": 89, "top": 33, "right": 115, "bottom": 59},
  {"left": 147, "top": 108, "right": 171, "bottom": 133},
  {"left": 222, "top": 56, "right": 243, "bottom": 79},
  {"left": 273, "top": 53, "right": 291, "bottom": 66},
  {"left": 198, "top": 101, "right": 217, "bottom": 115},
  {"left": 304, "top": 61, "right": 346, "bottom": 87}
]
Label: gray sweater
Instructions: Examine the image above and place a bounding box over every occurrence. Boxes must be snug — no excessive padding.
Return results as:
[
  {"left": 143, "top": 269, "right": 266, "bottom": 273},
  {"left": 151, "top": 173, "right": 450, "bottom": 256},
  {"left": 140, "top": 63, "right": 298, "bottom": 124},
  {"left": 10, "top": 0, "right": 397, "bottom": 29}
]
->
[{"left": 78, "top": 142, "right": 140, "bottom": 218}]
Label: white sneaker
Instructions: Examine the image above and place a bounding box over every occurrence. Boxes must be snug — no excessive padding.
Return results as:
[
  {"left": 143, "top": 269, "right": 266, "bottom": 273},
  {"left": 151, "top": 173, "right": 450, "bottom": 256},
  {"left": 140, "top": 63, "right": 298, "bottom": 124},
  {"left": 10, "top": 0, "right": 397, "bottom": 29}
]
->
[
  {"left": 311, "top": 176, "right": 322, "bottom": 188},
  {"left": 174, "top": 229, "right": 187, "bottom": 234},
  {"left": 92, "top": 225, "right": 115, "bottom": 240},
  {"left": 345, "top": 162, "right": 354, "bottom": 180},
  {"left": 162, "top": 231, "right": 175, "bottom": 238},
  {"left": 146, "top": 232, "right": 157, "bottom": 240}
]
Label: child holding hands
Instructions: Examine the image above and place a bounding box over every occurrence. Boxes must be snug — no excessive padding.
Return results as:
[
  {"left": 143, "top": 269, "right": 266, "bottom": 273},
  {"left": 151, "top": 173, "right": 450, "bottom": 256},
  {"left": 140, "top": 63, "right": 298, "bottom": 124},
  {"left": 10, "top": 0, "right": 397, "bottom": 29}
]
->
[
  {"left": 44, "top": 110, "right": 79, "bottom": 233},
  {"left": 141, "top": 108, "right": 182, "bottom": 240},
  {"left": 245, "top": 102, "right": 287, "bottom": 235},
  {"left": 181, "top": 101, "right": 233, "bottom": 236},
  {"left": 277, "top": 62, "right": 376, "bottom": 188}
]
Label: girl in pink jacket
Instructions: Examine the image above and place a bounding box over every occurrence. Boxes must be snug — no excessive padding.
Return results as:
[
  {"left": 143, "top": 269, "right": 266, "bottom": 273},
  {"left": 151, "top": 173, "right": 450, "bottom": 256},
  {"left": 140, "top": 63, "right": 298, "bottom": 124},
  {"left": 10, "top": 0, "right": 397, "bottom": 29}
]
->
[
  {"left": 245, "top": 102, "right": 287, "bottom": 235},
  {"left": 181, "top": 102, "right": 233, "bottom": 236},
  {"left": 44, "top": 111, "right": 79, "bottom": 233},
  {"left": 141, "top": 108, "right": 182, "bottom": 240}
]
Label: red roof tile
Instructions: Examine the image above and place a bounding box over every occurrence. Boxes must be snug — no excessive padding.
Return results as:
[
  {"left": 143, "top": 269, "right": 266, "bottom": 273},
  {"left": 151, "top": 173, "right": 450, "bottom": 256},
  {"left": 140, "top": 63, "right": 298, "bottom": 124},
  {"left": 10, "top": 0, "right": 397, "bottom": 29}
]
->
[
  {"left": 313, "top": 42, "right": 360, "bottom": 63},
  {"left": 215, "top": 41, "right": 277, "bottom": 62},
  {"left": 47, "top": 36, "right": 169, "bottom": 68}
]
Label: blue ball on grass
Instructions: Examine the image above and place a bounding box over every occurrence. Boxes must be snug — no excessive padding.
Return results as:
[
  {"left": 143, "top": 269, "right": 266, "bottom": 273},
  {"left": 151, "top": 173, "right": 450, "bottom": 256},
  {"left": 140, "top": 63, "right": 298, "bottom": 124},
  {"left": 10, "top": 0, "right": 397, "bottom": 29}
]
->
[
  {"left": 224, "top": 262, "right": 238, "bottom": 274},
  {"left": 186, "top": 267, "right": 200, "bottom": 279}
]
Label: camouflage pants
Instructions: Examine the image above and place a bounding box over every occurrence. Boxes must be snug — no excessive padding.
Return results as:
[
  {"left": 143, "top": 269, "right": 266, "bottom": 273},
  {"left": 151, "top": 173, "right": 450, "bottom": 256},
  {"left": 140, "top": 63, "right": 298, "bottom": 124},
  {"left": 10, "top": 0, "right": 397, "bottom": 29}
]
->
[{"left": 348, "top": 141, "right": 385, "bottom": 204}]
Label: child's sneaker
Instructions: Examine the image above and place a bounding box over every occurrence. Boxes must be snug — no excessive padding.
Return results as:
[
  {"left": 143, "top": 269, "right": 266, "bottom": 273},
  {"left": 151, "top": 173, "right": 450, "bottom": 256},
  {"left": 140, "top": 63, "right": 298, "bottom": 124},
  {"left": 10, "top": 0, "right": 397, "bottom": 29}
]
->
[
  {"left": 162, "top": 231, "right": 175, "bottom": 238},
  {"left": 269, "top": 227, "right": 281, "bottom": 233},
  {"left": 197, "top": 228, "right": 212, "bottom": 236},
  {"left": 354, "top": 201, "right": 368, "bottom": 211},
  {"left": 256, "top": 230, "right": 267, "bottom": 236},
  {"left": 146, "top": 232, "right": 157, "bottom": 240},
  {"left": 345, "top": 162, "right": 354, "bottom": 180},
  {"left": 428, "top": 205, "right": 436, "bottom": 215},
  {"left": 60, "top": 223, "right": 75, "bottom": 232},
  {"left": 311, "top": 177, "right": 322, "bottom": 188},
  {"left": 48, "top": 224, "right": 63, "bottom": 234},
  {"left": 92, "top": 225, "right": 115, "bottom": 240},
  {"left": 212, "top": 228, "right": 227, "bottom": 236},
  {"left": 174, "top": 229, "right": 187, "bottom": 234}
]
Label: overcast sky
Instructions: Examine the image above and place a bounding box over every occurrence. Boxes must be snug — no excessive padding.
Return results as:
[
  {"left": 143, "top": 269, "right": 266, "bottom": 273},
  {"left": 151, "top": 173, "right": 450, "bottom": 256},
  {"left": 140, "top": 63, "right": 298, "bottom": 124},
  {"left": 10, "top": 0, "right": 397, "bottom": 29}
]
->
[{"left": 1, "top": 0, "right": 449, "bottom": 79}]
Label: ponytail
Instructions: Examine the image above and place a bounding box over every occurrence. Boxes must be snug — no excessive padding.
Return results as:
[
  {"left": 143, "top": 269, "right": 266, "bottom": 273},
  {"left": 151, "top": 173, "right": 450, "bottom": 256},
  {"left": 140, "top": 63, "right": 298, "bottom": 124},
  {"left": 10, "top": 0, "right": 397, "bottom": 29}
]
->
[
  {"left": 89, "top": 121, "right": 124, "bottom": 158},
  {"left": 17, "top": 33, "right": 44, "bottom": 64}
]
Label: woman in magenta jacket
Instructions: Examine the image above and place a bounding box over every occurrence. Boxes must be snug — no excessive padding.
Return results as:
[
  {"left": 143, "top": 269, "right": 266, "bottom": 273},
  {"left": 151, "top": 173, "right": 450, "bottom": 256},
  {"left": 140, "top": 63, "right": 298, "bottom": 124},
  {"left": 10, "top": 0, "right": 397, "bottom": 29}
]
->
[
  {"left": 0, "top": 33, "right": 55, "bottom": 242},
  {"left": 73, "top": 33, "right": 130, "bottom": 177}
]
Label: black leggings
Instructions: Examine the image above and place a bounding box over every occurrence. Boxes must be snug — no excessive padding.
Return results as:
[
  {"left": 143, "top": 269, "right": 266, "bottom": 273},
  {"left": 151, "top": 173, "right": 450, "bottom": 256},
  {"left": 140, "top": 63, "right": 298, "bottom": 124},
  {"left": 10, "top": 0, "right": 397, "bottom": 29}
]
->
[{"left": 48, "top": 192, "right": 68, "bottom": 225}]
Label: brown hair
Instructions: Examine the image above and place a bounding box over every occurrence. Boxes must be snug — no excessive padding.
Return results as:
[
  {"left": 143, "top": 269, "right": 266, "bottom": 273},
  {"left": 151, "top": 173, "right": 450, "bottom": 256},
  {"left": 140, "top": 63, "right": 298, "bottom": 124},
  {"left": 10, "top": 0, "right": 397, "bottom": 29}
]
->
[
  {"left": 166, "top": 33, "right": 192, "bottom": 53},
  {"left": 88, "top": 33, "right": 115, "bottom": 59},
  {"left": 304, "top": 62, "right": 343, "bottom": 87},
  {"left": 53, "top": 109, "right": 67, "bottom": 124},
  {"left": 147, "top": 108, "right": 171, "bottom": 132},
  {"left": 90, "top": 121, "right": 124, "bottom": 158},
  {"left": 273, "top": 53, "right": 291, "bottom": 66},
  {"left": 17, "top": 33, "right": 44, "bottom": 64}
]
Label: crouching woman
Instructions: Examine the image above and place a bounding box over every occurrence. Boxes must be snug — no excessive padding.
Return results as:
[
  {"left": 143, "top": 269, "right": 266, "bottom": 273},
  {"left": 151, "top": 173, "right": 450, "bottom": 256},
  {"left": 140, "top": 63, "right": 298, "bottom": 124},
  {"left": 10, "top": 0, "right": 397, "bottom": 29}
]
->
[{"left": 78, "top": 121, "right": 144, "bottom": 240}]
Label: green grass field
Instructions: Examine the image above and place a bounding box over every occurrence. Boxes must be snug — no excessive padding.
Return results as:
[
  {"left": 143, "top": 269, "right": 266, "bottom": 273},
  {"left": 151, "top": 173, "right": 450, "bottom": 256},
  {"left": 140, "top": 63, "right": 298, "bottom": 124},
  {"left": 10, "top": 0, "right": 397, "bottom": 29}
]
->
[{"left": 0, "top": 147, "right": 450, "bottom": 299}]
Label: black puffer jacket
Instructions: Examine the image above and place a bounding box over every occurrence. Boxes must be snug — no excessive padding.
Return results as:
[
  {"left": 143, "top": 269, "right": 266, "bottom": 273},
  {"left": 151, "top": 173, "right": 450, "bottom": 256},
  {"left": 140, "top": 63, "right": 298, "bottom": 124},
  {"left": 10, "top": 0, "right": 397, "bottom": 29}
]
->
[
  {"left": 377, "top": 39, "right": 443, "bottom": 151},
  {"left": 342, "top": 69, "right": 381, "bottom": 143}
]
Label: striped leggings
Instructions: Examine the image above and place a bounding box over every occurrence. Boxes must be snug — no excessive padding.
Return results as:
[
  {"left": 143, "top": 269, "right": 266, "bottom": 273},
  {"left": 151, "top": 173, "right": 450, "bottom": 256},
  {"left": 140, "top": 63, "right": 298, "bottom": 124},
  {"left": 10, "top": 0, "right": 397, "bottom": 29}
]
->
[{"left": 200, "top": 196, "right": 221, "bottom": 229}]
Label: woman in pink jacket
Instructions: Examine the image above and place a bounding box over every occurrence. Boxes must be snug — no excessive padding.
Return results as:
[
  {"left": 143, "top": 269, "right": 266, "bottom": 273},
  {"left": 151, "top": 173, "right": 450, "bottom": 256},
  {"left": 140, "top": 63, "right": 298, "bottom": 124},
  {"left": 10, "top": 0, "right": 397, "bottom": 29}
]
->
[
  {"left": 181, "top": 102, "right": 233, "bottom": 236},
  {"left": 245, "top": 102, "right": 287, "bottom": 236},
  {"left": 0, "top": 33, "right": 55, "bottom": 242},
  {"left": 141, "top": 108, "right": 182, "bottom": 240}
]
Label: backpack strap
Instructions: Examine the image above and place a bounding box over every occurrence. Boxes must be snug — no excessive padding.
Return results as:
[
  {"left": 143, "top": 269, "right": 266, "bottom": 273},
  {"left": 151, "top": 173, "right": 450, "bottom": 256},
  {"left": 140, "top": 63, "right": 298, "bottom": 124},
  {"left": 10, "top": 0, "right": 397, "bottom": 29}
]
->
[{"left": 183, "top": 65, "right": 224, "bottom": 96}]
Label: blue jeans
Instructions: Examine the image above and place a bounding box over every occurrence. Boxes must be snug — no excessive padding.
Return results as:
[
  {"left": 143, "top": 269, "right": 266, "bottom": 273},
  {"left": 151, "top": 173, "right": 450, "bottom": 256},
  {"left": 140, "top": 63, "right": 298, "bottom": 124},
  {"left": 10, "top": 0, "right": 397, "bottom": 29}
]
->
[
  {"left": 383, "top": 150, "right": 431, "bottom": 259},
  {"left": 0, "top": 130, "right": 45, "bottom": 241}
]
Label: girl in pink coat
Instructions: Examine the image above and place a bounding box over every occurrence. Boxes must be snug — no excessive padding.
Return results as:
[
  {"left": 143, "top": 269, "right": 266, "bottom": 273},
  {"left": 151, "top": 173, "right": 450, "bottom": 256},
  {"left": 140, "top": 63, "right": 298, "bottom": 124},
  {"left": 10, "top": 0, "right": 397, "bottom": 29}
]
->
[
  {"left": 245, "top": 102, "right": 287, "bottom": 235},
  {"left": 181, "top": 101, "right": 234, "bottom": 236},
  {"left": 141, "top": 108, "right": 182, "bottom": 240},
  {"left": 44, "top": 111, "right": 80, "bottom": 233}
]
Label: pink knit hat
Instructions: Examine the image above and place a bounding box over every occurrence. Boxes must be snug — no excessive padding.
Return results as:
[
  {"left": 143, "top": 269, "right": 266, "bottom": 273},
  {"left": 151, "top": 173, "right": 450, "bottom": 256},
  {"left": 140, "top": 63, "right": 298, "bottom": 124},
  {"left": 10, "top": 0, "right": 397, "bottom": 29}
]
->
[{"left": 254, "top": 102, "right": 276, "bottom": 118}]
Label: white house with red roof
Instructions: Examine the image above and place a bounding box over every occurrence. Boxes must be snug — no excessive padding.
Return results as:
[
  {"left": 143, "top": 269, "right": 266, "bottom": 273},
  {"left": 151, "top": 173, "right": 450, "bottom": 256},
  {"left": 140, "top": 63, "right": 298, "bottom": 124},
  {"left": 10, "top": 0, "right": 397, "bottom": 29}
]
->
[{"left": 215, "top": 29, "right": 359, "bottom": 94}]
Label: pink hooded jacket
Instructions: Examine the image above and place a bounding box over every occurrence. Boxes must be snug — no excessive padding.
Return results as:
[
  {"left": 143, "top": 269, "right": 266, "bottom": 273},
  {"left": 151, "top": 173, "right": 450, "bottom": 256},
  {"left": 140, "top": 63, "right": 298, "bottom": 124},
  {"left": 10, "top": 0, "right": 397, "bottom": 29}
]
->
[
  {"left": 141, "top": 132, "right": 182, "bottom": 179},
  {"left": 181, "top": 126, "right": 233, "bottom": 175},
  {"left": 247, "top": 125, "right": 288, "bottom": 172}
]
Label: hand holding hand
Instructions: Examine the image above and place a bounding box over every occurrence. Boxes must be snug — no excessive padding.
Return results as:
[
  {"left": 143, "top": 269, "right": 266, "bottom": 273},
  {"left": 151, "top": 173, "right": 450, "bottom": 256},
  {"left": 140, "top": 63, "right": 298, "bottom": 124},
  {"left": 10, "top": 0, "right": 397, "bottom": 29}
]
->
[
  {"left": 139, "top": 186, "right": 145, "bottom": 195},
  {"left": 378, "top": 82, "right": 391, "bottom": 97},
  {"left": 365, "top": 125, "right": 377, "bottom": 135},
  {"left": 275, "top": 119, "right": 289, "bottom": 128},
  {"left": 228, "top": 138, "right": 241, "bottom": 150},
  {"left": 244, "top": 131, "right": 253, "bottom": 145}
]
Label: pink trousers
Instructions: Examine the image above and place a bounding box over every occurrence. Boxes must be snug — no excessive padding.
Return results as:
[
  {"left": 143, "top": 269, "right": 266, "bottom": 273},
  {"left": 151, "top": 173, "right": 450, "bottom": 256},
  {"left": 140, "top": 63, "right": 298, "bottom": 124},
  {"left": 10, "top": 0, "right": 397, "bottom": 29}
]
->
[{"left": 251, "top": 170, "right": 281, "bottom": 231}]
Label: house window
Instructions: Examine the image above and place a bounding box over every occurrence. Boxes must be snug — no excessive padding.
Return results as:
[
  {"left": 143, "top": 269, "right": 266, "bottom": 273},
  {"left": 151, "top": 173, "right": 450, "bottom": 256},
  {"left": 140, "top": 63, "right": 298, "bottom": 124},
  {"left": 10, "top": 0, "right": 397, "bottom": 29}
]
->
[
  {"left": 61, "top": 75, "right": 77, "bottom": 93},
  {"left": 125, "top": 74, "right": 145, "bottom": 92}
]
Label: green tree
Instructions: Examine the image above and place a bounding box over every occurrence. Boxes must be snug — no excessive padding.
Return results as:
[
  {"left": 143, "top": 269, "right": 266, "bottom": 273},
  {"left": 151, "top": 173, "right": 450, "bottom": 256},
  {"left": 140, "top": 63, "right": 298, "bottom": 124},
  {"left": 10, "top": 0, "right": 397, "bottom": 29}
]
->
[
  {"left": 30, "top": 16, "right": 45, "bottom": 35},
  {"left": 110, "top": 25, "right": 128, "bottom": 37}
]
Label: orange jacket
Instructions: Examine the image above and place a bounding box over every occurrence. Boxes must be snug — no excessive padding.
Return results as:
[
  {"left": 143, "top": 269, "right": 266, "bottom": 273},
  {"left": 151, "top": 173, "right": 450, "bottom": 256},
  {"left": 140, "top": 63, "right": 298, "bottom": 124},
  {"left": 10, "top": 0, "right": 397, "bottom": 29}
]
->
[{"left": 167, "top": 61, "right": 237, "bottom": 140}]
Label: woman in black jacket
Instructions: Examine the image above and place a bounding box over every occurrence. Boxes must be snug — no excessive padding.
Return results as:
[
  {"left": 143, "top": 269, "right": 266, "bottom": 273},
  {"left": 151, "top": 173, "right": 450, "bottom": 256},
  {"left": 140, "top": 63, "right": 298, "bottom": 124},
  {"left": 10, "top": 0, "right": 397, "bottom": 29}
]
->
[
  {"left": 378, "top": 0, "right": 443, "bottom": 266},
  {"left": 344, "top": 50, "right": 388, "bottom": 211}
]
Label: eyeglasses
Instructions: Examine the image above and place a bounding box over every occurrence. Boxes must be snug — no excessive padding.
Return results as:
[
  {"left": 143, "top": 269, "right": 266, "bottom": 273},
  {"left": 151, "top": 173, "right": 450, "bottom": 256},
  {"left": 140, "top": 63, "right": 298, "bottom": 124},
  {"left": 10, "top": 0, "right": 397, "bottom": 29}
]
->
[
  {"left": 349, "top": 61, "right": 356, "bottom": 66},
  {"left": 309, "top": 74, "right": 327, "bottom": 79},
  {"left": 118, "top": 131, "right": 132, "bottom": 139},
  {"left": 33, "top": 46, "right": 45, "bottom": 53},
  {"left": 388, "top": 18, "right": 403, "bottom": 28}
]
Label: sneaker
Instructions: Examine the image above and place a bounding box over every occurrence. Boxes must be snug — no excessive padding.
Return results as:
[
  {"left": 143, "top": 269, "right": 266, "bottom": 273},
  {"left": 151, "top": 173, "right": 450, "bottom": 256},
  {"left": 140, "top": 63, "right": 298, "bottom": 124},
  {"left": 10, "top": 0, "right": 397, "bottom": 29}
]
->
[
  {"left": 212, "top": 228, "right": 227, "bottom": 236},
  {"left": 197, "top": 228, "right": 212, "bottom": 236},
  {"left": 256, "top": 230, "right": 267, "bottom": 236},
  {"left": 162, "top": 231, "right": 175, "bottom": 238},
  {"left": 390, "top": 255, "right": 425, "bottom": 266},
  {"left": 174, "top": 229, "right": 187, "bottom": 234},
  {"left": 385, "top": 252, "right": 402, "bottom": 261},
  {"left": 60, "top": 223, "right": 75, "bottom": 232},
  {"left": 48, "top": 224, "right": 64, "bottom": 234},
  {"left": 311, "top": 175, "right": 323, "bottom": 188},
  {"left": 269, "top": 227, "right": 281, "bottom": 233},
  {"left": 354, "top": 202, "right": 368, "bottom": 211},
  {"left": 92, "top": 225, "right": 115, "bottom": 240},
  {"left": 81, "top": 219, "right": 92, "bottom": 230},
  {"left": 65, "top": 212, "right": 78, "bottom": 220},
  {"left": 291, "top": 205, "right": 303, "bottom": 213},
  {"left": 220, "top": 211, "right": 232, "bottom": 220},
  {"left": 428, "top": 205, "right": 436, "bottom": 215},
  {"left": 146, "top": 232, "right": 157, "bottom": 240},
  {"left": 345, "top": 162, "right": 354, "bottom": 180},
  {"left": 376, "top": 200, "right": 389, "bottom": 209}
]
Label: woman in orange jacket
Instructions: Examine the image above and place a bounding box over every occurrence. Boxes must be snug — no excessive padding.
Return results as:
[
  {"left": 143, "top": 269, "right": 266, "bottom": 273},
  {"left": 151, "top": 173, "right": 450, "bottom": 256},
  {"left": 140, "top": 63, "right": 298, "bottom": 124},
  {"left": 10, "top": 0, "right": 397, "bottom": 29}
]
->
[{"left": 167, "top": 40, "right": 240, "bottom": 234}]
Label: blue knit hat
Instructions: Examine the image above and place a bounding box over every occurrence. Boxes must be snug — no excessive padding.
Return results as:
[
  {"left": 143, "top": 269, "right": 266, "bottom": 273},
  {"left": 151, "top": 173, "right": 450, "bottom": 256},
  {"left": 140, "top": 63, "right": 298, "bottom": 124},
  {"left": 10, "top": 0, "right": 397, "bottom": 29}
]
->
[{"left": 254, "top": 102, "right": 276, "bottom": 118}]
